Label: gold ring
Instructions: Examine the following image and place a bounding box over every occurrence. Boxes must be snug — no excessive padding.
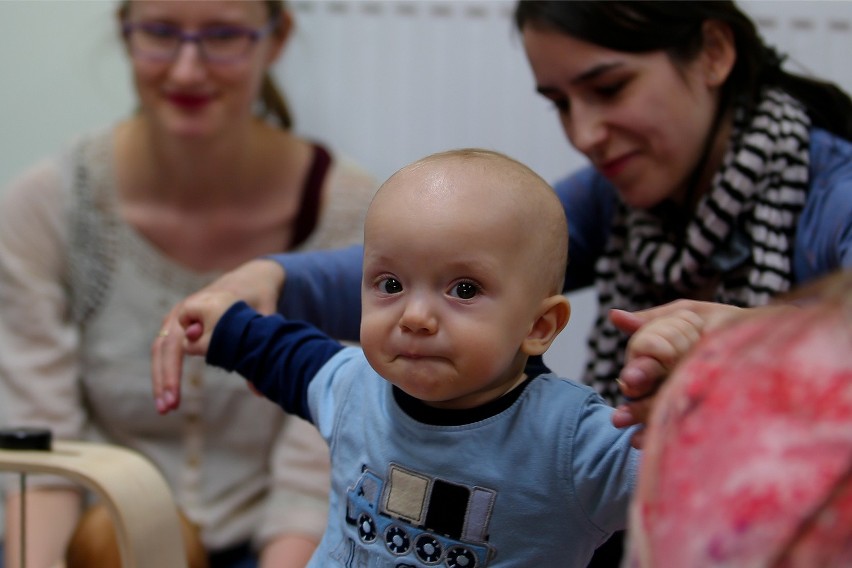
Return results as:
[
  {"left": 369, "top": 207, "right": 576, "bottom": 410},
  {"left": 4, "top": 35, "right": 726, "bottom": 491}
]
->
[{"left": 158, "top": 329, "right": 170, "bottom": 338}]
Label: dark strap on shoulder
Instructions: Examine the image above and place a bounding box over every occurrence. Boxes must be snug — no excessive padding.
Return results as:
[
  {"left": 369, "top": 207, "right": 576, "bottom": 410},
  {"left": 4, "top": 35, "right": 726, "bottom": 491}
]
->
[{"left": 290, "top": 144, "right": 332, "bottom": 248}]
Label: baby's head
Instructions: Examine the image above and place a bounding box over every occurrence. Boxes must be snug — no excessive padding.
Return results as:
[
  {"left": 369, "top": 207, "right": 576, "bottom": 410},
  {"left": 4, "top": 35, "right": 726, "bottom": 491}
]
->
[{"left": 360, "top": 149, "right": 570, "bottom": 409}]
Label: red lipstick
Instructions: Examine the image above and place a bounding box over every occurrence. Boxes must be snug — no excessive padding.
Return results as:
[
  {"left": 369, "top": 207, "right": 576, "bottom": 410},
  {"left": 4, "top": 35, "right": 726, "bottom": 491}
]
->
[{"left": 167, "top": 93, "right": 211, "bottom": 111}]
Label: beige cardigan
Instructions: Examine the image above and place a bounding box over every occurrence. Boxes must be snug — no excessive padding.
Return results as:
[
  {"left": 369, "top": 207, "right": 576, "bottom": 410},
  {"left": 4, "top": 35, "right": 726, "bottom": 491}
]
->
[{"left": 0, "top": 128, "right": 377, "bottom": 551}]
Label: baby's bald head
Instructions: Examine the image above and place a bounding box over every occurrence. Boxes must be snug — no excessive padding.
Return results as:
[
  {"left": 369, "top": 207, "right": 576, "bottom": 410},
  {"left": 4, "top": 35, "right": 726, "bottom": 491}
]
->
[{"left": 366, "top": 149, "right": 568, "bottom": 297}]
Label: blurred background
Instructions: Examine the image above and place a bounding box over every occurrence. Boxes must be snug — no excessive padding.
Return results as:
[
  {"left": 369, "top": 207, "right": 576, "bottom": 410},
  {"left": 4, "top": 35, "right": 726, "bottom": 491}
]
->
[{"left": 0, "top": 0, "right": 850, "bottom": 379}]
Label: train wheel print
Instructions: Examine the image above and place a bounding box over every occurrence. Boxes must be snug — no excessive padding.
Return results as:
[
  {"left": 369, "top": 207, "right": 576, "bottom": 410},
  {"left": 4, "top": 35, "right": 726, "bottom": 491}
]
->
[
  {"left": 357, "top": 513, "right": 377, "bottom": 542},
  {"left": 384, "top": 525, "right": 411, "bottom": 555},
  {"left": 414, "top": 534, "right": 443, "bottom": 564},
  {"left": 445, "top": 546, "right": 477, "bottom": 568}
]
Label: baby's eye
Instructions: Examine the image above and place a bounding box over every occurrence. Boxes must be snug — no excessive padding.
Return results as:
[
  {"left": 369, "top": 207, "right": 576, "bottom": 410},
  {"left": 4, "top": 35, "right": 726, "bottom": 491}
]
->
[
  {"left": 450, "top": 281, "right": 479, "bottom": 300},
  {"left": 379, "top": 278, "right": 403, "bottom": 294}
]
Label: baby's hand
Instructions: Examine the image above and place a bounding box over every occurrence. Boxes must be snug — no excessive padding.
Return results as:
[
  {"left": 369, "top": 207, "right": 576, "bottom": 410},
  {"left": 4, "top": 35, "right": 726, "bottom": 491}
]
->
[
  {"left": 609, "top": 300, "right": 745, "bottom": 448},
  {"left": 153, "top": 290, "right": 239, "bottom": 414},
  {"left": 624, "top": 307, "right": 706, "bottom": 376},
  {"left": 178, "top": 290, "right": 239, "bottom": 356}
]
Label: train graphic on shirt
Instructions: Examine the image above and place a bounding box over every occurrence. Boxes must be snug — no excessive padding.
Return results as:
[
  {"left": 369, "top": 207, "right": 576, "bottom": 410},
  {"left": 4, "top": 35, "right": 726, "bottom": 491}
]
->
[{"left": 344, "top": 463, "right": 497, "bottom": 567}]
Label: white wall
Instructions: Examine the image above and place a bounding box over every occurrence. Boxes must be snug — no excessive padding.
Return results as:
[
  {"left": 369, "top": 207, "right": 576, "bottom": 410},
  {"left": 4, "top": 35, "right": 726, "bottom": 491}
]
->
[
  {"left": 0, "top": 2, "right": 132, "bottom": 188},
  {"left": 0, "top": 0, "right": 851, "bottom": 380}
]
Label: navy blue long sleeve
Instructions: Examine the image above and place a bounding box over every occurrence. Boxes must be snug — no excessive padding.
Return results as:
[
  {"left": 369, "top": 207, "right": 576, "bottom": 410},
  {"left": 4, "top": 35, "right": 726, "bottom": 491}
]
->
[{"left": 206, "top": 301, "right": 344, "bottom": 422}]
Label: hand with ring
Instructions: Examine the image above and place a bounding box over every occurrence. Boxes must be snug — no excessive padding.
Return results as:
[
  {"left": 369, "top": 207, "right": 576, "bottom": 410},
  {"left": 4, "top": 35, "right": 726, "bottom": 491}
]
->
[{"left": 151, "top": 259, "right": 286, "bottom": 414}]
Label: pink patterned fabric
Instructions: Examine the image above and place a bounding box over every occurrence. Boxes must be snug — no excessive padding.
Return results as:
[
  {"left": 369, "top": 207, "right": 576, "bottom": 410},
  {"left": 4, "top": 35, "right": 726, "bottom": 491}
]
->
[{"left": 627, "top": 285, "right": 852, "bottom": 567}]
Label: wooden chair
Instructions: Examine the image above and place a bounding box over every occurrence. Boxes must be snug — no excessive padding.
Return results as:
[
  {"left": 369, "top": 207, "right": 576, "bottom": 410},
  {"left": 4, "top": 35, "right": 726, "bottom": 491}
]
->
[{"left": 0, "top": 440, "right": 188, "bottom": 568}]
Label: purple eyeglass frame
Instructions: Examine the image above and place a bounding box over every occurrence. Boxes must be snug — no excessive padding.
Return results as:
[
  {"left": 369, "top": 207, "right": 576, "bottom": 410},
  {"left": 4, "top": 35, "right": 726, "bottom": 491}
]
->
[{"left": 121, "top": 19, "right": 277, "bottom": 64}]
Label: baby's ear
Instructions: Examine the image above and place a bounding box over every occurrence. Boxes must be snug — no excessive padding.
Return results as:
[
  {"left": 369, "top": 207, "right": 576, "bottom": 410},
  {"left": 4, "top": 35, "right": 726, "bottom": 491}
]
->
[{"left": 522, "top": 295, "right": 571, "bottom": 356}]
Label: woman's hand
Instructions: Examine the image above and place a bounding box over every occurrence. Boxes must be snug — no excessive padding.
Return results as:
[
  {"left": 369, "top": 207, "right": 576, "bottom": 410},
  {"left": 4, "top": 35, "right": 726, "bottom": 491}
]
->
[{"left": 151, "top": 258, "right": 286, "bottom": 413}]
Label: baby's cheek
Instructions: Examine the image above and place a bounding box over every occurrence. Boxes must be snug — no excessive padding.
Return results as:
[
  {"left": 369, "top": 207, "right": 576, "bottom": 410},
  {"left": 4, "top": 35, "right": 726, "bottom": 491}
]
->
[
  {"left": 358, "top": 316, "right": 383, "bottom": 356},
  {"left": 459, "top": 335, "right": 517, "bottom": 379}
]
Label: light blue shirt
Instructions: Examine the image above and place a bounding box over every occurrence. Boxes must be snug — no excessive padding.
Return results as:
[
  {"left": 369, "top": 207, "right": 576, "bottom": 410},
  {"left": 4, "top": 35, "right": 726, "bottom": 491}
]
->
[{"left": 307, "top": 348, "right": 639, "bottom": 567}]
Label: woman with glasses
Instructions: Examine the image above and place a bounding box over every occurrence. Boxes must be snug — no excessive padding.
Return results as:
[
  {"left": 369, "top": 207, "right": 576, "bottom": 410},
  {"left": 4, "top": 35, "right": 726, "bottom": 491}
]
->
[{"left": 0, "top": 1, "right": 378, "bottom": 567}]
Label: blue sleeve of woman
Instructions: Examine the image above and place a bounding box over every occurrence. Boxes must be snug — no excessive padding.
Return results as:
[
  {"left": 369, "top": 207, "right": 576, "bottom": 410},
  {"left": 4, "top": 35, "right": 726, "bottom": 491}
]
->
[
  {"left": 795, "top": 129, "right": 852, "bottom": 280},
  {"left": 267, "top": 244, "right": 364, "bottom": 342},
  {"left": 553, "top": 167, "right": 618, "bottom": 292}
]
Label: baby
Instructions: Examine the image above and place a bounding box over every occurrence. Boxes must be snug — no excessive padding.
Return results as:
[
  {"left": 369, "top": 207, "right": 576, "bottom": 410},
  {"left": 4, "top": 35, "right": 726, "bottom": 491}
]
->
[{"left": 155, "top": 149, "right": 639, "bottom": 566}]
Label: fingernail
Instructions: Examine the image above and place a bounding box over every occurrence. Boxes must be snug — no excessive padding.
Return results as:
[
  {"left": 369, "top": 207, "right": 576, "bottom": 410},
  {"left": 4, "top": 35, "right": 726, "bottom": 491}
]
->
[
  {"left": 620, "top": 366, "right": 646, "bottom": 384},
  {"left": 164, "top": 390, "right": 176, "bottom": 406}
]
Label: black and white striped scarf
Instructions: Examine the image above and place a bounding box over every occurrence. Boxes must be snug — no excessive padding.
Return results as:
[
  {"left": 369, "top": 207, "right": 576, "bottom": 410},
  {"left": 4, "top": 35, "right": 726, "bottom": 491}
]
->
[{"left": 586, "top": 88, "right": 811, "bottom": 404}]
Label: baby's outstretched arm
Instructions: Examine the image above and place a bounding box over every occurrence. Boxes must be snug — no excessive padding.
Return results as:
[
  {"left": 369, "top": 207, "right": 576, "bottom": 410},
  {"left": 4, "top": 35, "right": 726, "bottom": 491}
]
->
[{"left": 153, "top": 290, "right": 240, "bottom": 414}]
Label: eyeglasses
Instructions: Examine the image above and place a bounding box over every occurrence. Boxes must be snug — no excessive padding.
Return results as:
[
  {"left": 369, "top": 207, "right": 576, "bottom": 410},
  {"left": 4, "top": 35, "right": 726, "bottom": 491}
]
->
[{"left": 122, "top": 20, "right": 277, "bottom": 65}]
